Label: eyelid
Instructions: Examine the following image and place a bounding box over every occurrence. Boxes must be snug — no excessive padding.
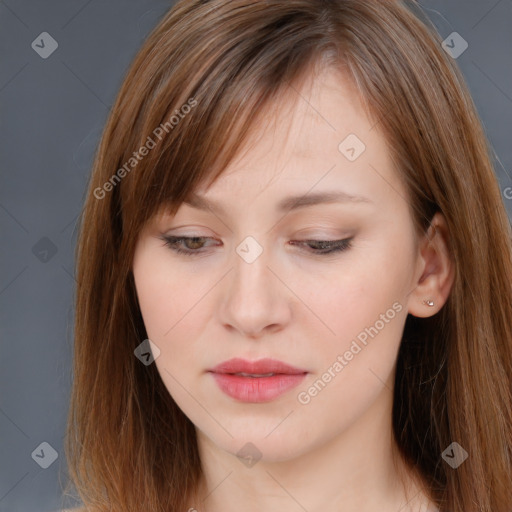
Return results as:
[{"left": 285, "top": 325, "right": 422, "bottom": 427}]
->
[{"left": 159, "top": 234, "right": 354, "bottom": 257}]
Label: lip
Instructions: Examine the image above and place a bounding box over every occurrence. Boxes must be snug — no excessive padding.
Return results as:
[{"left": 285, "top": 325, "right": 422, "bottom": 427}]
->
[
  {"left": 208, "top": 358, "right": 308, "bottom": 403},
  {"left": 210, "top": 357, "right": 307, "bottom": 375}
]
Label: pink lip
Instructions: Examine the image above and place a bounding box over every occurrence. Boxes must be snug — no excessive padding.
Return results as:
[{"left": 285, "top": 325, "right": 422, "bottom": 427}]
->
[{"left": 208, "top": 358, "right": 308, "bottom": 403}]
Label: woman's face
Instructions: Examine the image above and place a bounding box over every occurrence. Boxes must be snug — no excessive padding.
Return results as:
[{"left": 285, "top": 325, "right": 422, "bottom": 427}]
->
[{"left": 132, "top": 67, "right": 425, "bottom": 463}]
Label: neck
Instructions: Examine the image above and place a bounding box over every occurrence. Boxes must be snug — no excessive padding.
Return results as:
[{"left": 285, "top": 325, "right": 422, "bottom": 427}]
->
[{"left": 188, "top": 384, "right": 434, "bottom": 512}]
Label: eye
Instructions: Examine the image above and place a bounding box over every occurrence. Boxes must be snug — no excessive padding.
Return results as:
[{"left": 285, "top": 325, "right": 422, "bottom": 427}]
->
[
  {"left": 289, "top": 238, "right": 353, "bottom": 255},
  {"left": 160, "top": 235, "right": 353, "bottom": 257},
  {"left": 160, "top": 236, "right": 217, "bottom": 256}
]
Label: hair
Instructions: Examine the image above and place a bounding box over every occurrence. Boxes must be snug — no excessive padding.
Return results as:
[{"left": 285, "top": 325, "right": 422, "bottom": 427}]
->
[{"left": 64, "top": 1, "right": 512, "bottom": 511}]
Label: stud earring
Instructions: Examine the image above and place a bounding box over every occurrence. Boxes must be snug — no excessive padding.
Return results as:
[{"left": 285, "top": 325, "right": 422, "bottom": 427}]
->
[{"left": 422, "top": 299, "right": 435, "bottom": 307}]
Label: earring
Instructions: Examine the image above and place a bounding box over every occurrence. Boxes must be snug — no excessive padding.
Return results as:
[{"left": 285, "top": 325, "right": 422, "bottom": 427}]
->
[{"left": 422, "top": 299, "right": 435, "bottom": 307}]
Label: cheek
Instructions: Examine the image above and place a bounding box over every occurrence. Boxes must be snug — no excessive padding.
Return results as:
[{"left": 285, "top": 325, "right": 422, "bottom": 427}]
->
[
  {"left": 295, "top": 250, "right": 408, "bottom": 351},
  {"left": 133, "top": 247, "right": 209, "bottom": 341},
  {"left": 132, "top": 253, "right": 208, "bottom": 409},
  {"left": 132, "top": 247, "right": 222, "bottom": 407},
  {"left": 291, "top": 288, "right": 406, "bottom": 447},
  {"left": 292, "top": 246, "right": 409, "bottom": 407}
]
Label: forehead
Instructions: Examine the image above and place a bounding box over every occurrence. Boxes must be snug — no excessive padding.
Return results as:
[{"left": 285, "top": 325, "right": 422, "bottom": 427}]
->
[{"left": 192, "top": 67, "right": 404, "bottom": 211}]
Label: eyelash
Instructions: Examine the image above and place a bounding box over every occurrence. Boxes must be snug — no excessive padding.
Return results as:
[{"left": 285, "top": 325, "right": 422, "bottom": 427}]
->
[{"left": 159, "top": 235, "right": 353, "bottom": 257}]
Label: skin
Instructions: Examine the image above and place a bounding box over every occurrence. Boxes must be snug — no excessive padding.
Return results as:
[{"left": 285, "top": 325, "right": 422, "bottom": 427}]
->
[{"left": 132, "top": 65, "right": 454, "bottom": 512}]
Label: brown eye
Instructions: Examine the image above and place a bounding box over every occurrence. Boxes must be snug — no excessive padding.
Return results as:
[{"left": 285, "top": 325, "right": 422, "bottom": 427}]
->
[
  {"left": 289, "top": 238, "right": 353, "bottom": 255},
  {"left": 184, "top": 237, "right": 207, "bottom": 250},
  {"left": 160, "top": 235, "right": 353, "bottom": 257},
  {"left": 160, "top": 236, "right": 218, "bottom": 256}
]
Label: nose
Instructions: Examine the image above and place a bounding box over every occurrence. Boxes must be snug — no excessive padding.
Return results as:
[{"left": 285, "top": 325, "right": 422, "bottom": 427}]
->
[{"left": 216, "top": 242, "right": 292, "bottom": 339}]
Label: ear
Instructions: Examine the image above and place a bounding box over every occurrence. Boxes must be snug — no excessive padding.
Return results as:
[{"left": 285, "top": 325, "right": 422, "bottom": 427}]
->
[{"left": 407, "top": 212, "right": 455, "bottom": 318}]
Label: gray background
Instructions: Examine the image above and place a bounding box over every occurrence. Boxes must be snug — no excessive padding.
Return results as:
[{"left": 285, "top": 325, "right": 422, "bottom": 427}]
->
[{"left": 1, "top": 1, "right": 511, "bottom": 511}]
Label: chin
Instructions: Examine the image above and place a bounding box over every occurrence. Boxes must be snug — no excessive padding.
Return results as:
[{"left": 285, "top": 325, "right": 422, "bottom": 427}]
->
[{"left": 199, "top": 418, "right": 319, "bottom": 464}]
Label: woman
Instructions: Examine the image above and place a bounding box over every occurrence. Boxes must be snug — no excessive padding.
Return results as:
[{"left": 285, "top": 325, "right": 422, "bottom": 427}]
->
[{"left": 64, "top": 1, "right": 512, "bottom": 511}]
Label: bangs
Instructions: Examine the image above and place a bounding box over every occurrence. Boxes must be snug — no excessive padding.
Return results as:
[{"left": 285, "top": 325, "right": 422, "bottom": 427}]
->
[{"left": 100, "top": 2, "right": 347, "bottom": 244}]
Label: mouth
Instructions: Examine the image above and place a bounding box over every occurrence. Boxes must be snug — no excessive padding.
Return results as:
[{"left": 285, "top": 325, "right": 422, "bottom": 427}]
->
[
  {"left": 208, "top": 358, "right": 308, "bottom": 403},
  {"left": 209, "top": 357, "right": 308, "bottom": 375},
  {"left": 229, "top": 372, "right": 278, "bottom": 377}
]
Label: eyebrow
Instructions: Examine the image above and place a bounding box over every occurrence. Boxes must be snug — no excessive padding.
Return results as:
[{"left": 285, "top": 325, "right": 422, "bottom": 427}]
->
[{"left": 183, "top": 190, "right": 373, "bottom": 215}]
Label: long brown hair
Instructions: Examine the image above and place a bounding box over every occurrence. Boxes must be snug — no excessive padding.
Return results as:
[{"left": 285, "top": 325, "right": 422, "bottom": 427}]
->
[{"left": 64, "top": 1, "right": 512, "bottom": 510}]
